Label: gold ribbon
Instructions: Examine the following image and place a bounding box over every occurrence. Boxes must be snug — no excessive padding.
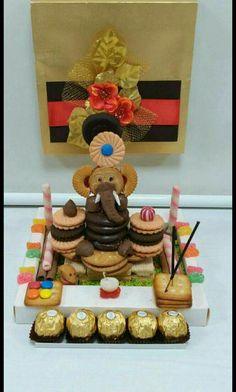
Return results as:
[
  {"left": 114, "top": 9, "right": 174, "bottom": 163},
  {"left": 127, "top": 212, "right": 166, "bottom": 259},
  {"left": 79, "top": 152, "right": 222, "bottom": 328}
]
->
[{"left": 67, "top": 108, "right": 89, "bottom": 150}]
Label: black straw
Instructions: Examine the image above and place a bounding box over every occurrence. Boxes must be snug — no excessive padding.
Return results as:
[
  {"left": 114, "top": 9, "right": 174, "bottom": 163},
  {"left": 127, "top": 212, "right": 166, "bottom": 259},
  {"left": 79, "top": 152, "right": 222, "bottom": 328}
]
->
[
  {"left": 165, "top": 221, "right": 200, "bottom": 292},
  {"left": 171, "top": 226, "right": 176, "bottom": 276}
]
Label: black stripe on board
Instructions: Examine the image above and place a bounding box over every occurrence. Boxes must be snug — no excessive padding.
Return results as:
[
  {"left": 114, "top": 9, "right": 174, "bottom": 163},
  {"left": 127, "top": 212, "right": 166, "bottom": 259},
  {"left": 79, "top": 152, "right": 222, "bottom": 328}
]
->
[
  {"left": 137, "top": 81, "right": 181, "bottom": 100},
  {"left": 50, "top": 125, "right": 178, "bottom": 143},
  {"left": 46, "top": 81, "right": 181, "bottom": 101}
]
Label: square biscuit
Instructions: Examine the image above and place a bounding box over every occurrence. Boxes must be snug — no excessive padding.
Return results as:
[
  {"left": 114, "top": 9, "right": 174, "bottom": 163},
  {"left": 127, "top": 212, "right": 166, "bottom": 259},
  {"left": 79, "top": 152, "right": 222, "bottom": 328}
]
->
[
  {"left": 156, "top": 299, "right": 192, "bottom": 309},
  {"left": 24, "top": 281, "right": 63, "bottom": 307},
  {"left": 153, "top": 273, "right": 192, "bottom": 303}
]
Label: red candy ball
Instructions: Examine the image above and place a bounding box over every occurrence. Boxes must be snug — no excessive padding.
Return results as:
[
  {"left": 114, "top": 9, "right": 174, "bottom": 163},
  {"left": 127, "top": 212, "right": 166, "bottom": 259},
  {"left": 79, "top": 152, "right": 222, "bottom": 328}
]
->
[{"left": 140, "top": 206, "right": 155, "bottom": 221}]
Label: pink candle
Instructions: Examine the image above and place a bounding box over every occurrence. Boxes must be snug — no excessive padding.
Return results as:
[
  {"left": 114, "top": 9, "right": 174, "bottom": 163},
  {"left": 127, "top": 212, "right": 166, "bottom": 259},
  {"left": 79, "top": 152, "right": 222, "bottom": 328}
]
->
[
  {"left": 168, "top": 185, "right": 180, "bottom": 226},
  {"left": 42, "top": 183, "right": 53, "bottom": 228}
]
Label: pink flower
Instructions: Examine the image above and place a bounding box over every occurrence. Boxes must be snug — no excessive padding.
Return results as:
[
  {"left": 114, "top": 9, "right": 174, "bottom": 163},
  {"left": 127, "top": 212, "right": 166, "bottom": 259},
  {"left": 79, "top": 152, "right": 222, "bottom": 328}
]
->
[{"left": 87, "top": 83, "right": 119, "bottom": 112}]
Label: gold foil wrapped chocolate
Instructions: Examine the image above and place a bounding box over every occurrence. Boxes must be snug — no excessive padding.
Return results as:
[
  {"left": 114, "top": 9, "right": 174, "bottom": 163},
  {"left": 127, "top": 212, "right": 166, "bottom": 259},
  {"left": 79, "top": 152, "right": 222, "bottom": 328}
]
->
[
  {"left": 66, "top": 309, "right": 96, "bottom": 339},
  {"left": 128, "top": 310, "right": 158, "bottom": 340},
  {"left": 158, "top": 310, "right": 188, "bottom": 339},
  {"left": 97, "top": 310, "right": 126, "bottom": 340},
  {"left": 34, "top": 309, "right": 65, "bottom": 337}
]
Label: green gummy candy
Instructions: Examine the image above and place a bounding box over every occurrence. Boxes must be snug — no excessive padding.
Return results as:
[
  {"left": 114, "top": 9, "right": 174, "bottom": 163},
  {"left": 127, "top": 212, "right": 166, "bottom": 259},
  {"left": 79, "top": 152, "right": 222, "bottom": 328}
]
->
[
  {"left": 26, "top": 249, "right": 41, "bottom": 258},
  {"left": 189, "top": 272, "right": 204, "bottom": 283}
]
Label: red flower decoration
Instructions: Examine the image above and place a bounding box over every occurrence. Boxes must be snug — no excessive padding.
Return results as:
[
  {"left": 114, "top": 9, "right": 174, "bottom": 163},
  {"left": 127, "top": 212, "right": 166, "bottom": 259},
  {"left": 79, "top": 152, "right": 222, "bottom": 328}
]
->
[
  {"left": 113, "top": 97, "right": 135, "bottom": 126},
  {"left": 87, "top": 83, "right": 119, "bottom": 112}
]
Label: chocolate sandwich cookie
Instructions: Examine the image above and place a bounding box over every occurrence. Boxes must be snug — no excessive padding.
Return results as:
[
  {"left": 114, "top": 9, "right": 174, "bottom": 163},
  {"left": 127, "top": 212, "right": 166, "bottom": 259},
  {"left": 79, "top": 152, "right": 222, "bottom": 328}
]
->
[
  {"left": 86, "top": 221, "right": 128, "bottom": 234},
  {"left": 86, "top": 228, "right": 127, "bottom": 244},
  {"left": 128, "top": 228, "right": 164, "bottom": 245},
  {"left": 51, "top": 224, "right": 85, "bottom": 242},
  {"left": 86, "top": 210, "right": 129, "bottom": 228},
  {"left": 93, "top": 241, "right": 121, "bottom": 251}
]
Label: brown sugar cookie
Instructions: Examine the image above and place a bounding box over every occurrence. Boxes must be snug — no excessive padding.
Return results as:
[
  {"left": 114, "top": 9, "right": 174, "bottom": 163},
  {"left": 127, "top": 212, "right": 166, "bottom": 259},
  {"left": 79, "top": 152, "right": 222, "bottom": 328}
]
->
[
  {"left": 130, "top": 213, "right": 165, "bottom": 233},
  {"left": 81, "top": 250, "right": 125, "bottom": 267},
  {"left": 83, "top": 257, "right": 128, "bottom": 273},
  {"left": 53, "top": 208, "right": 85, "bottom": 228}
]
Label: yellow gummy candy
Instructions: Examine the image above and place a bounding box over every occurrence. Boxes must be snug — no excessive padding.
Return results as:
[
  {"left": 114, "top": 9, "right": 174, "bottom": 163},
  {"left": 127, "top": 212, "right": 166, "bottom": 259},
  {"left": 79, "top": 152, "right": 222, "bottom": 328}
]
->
[
  {"left": 33, "top": 218, "right": 47, "bottom": 225},
  {"left": 39, "top": 289, "right": 52, "bottom": 299},
  {"left": 19, "top": 266, "right": 35, "bottom": 274},
  {"left": 178, "top": 226, "right": 192, "bottom": 236}
]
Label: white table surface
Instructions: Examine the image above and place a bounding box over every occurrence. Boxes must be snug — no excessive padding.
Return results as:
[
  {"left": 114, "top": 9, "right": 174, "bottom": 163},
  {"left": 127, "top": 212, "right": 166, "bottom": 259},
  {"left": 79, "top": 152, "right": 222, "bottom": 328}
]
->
[{"left": 4, "top": 207, "right": 232, "bottom": 392}]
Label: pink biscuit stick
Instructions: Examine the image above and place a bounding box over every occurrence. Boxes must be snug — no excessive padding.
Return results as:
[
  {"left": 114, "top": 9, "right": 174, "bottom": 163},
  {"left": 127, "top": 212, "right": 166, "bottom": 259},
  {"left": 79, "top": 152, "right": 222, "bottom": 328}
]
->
[
  {"left": 42, "top": 250, "right": 53, "bottom": 271},
  {"left": 42, "top": 234, "right": 53, "bottom": 271},
  {"left": 163, "top": 234, "right": 180, "bottom": 274},
  {"left": 168, "top": 185, "right": 180, "bottom": 227},
  {"left": 42, "top": 183, "right": 53, "bottom": 228}
]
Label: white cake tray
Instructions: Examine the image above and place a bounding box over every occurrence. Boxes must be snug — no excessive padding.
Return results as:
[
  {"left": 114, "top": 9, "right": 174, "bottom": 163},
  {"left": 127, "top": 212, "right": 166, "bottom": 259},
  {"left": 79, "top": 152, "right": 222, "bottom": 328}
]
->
[{"left": 31, "top": 340, "right": 188, "bottom": 349}]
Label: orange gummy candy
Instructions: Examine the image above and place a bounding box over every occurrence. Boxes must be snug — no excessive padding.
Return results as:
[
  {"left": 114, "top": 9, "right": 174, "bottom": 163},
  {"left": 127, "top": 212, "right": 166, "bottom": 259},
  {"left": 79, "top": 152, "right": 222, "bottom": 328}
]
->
[
  {"left": 27, "top": 242, "right": 41, "bottom": 249},
  {"left": 27, "top": 288, "right": 39, "bottom": 299},
  {"left": 31, "top": 224, "right": 45, "bottom": 233}
]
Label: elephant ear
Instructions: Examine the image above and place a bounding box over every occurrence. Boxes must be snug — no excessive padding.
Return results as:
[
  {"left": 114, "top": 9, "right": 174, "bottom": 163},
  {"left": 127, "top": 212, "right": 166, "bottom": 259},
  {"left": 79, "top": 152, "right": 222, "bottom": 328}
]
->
[
  {"left": 121, "top": 163, "right": 138, "bottom": 197},
  {"left": 72, "top": 165, "right": 93, "bottom": 198}
]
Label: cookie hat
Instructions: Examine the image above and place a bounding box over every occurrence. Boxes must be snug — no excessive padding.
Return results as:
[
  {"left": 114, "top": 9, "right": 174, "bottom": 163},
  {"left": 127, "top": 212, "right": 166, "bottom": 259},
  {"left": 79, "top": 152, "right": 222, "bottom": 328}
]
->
[{"left": 82, "top": 113, "right": 126, "bottom": 167}]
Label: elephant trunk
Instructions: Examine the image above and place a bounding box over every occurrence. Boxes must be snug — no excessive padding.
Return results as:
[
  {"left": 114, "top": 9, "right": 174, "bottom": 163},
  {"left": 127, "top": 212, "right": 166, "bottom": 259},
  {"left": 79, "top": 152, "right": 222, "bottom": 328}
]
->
[{"left": 96, "top": 183, "right": 124, "bottom": 224}]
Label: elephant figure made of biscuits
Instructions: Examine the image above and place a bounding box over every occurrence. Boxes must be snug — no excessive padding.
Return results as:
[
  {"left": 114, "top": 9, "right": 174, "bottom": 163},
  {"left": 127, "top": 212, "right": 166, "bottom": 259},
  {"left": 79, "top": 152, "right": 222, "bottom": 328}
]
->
[{"left": 72, "top": 113, "right": 138, "bottom": 258}]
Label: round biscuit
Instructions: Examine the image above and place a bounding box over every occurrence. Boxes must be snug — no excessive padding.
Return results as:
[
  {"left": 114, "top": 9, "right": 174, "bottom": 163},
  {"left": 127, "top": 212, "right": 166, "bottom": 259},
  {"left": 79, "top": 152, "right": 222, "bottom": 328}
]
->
[
  {"left": 53, "top": 207, "right": 85, "bottom": 228},
  {"left": 81, "top": 250, "right": 125, "bottom": 267},
  {"left": 83, "top": 257, "right": 128, "bottom": 272},
  {"left": 130, "top": 213, "right": 165, "bottom": 232},
  {"left": 131, "top": 240, "right": 163, "bottom": 254},
  {"left": 51, "top": 236, "right": 84, "bottom": 251}
]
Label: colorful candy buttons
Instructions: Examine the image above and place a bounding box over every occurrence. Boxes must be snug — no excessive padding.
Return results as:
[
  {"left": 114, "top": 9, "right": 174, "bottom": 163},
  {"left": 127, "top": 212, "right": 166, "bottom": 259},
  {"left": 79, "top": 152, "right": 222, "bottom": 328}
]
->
[
  {"left": 39, "top": 289, "right": 52, "bottom": 299},
  {"left": 28, "top": 281, "right": 41, "bottom": 289},
  {"left": 27, "top": 289, "right": 40, "bottom": 299},
  {"left": 41, "top": 280, "right": 53, "bottom": 289}
]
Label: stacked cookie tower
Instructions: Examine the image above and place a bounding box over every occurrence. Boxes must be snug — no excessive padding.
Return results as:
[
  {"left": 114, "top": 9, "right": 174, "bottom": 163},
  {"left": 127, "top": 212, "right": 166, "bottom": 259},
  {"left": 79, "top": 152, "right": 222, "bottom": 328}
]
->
[
  {"left": 50, "top": 200, "right": 85, "bottom": 260},
  {"left": 129, "top": 207, "right": 165, "bottom": 258}
]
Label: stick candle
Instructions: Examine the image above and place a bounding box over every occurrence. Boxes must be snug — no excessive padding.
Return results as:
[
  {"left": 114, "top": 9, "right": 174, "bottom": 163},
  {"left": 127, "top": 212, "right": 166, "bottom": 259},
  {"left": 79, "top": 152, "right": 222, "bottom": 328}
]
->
[
  {"left": 168, "top": 185, "right": 181, "bottom": 227},
  {"left": 171, "top": 226, "right": 176, "bottom": 275},
  {"left": 42, "top": 183, "right": 53, "bottom": 228},
  {"left": 165, "top": 221, "right": 200, "bottom": 292}
]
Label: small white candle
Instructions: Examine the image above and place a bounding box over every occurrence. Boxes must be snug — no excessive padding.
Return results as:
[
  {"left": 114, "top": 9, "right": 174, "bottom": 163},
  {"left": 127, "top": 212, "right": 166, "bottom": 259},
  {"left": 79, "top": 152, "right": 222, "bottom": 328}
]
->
[{"left": 100, "top": 277, "right": 119, "bottom": 292}]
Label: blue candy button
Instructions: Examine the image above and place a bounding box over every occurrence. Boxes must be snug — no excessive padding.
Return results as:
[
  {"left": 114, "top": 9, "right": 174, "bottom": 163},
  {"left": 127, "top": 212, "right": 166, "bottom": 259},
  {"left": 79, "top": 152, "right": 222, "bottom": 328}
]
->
[
  {"left": 40, "top": 280, "right": 53, "bottom": 289},
  {"left": 101, "top": 144, "right": 113, "bottom": 156}
]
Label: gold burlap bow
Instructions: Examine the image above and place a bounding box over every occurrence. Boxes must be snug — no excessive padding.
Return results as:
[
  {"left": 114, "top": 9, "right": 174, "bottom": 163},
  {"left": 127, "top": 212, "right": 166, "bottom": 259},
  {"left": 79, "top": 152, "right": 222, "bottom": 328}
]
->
[{"left": 64, "top": 29, "right": 156, "bottom": 149}]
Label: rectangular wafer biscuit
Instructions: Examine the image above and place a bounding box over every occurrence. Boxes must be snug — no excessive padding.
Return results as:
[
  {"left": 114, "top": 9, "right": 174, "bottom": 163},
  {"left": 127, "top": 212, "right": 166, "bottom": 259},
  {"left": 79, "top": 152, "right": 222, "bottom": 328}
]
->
[{"left": 153, "top": 273, "right": 192, "bottom": 303}]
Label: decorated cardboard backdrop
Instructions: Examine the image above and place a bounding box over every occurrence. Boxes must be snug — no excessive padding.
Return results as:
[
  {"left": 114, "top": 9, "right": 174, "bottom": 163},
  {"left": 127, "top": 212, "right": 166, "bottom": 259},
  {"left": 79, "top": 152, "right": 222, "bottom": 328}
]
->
[{"left": 31, "top": 0, "right": 198, "bottom": 154}]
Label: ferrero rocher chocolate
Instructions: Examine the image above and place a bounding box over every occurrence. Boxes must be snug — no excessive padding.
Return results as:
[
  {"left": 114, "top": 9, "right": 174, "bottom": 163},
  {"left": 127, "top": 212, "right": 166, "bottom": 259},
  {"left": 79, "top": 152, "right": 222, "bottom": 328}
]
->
[
  {"left": 34, "top": 309, "right": 65, "bottom": 337},
  {"left": 97, "top": 310, "right": 126, "bottom": 341},
  {"left": 128, "top": 310, "right": 158, "bottom": 340},
  {"left": 66, "top": 309, "right": 96, "bottom": 340},
  {"left": 158, "top": 310, "right": 188, "bottom": 340}
]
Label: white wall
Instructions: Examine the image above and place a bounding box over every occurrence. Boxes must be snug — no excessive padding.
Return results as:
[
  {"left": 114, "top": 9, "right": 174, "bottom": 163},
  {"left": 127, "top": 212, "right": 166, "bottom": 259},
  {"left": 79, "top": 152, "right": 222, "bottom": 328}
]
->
[{"left": 4, "top": 0, "right": 232, "bottom": 196}]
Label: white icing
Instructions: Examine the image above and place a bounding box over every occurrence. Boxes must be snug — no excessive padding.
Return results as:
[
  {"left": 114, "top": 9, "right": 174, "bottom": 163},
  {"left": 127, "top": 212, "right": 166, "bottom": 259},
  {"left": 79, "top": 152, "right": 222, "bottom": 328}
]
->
[
  {"left": 77, "top": 311, "right": 87, "bottom": 321},
  {"left": 137, "top": 311, "right": 147, "bottom": 317},
  {"left": 168, "top": 311, "right": 179, "bottom": 317},
  {"left": 47, "top": 310, "right": 57, "bottom": 317},
  {"left": 106, "top": 311, "right": 116, "bottom": 320}
]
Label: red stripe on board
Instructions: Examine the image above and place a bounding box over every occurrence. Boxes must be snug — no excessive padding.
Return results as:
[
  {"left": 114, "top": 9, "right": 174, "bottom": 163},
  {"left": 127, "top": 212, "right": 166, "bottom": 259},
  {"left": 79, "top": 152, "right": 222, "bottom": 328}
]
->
[{"left": 47, "top": 99, "right": 180, "bottom": 127}]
